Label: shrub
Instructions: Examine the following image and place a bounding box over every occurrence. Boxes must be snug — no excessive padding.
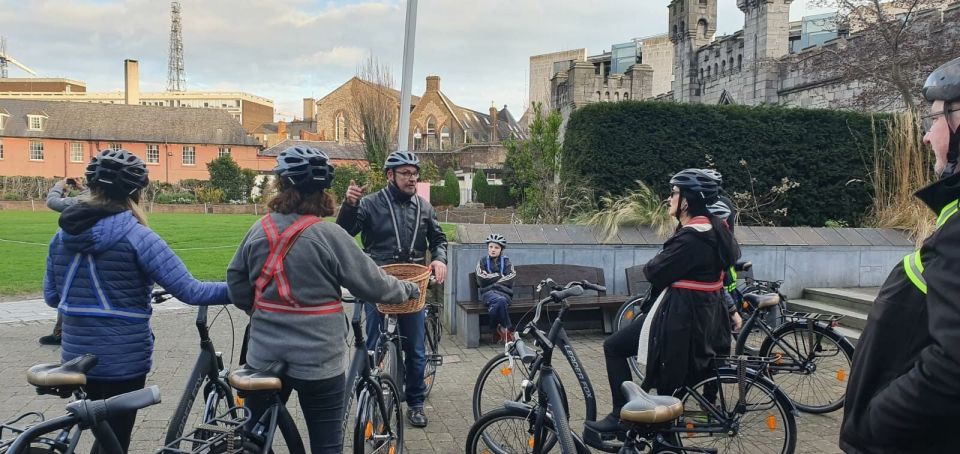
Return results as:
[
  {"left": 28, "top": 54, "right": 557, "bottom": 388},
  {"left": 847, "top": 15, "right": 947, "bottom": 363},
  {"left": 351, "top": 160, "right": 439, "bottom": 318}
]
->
[
  {"left": 562, "top": 101, "right": 889, "bottom": 227},
  {"left": 154, "top": 192, "right": 197, "bottom": 204}
]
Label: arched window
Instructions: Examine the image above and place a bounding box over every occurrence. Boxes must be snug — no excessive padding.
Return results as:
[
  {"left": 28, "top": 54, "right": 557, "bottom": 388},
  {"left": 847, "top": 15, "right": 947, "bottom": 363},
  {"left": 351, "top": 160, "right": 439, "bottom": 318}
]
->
[
  {"left": 440, "top": 125, "right": 450, "bottom": 150},
  {"left": 615, "top": 92, "right": 620, "bottom": 101},
  {"left": 737, "top": 54, "right": 743, "bottom": 70},
  {"left": 700, "top": 68, "right": 704, "bottom": 79},
  {"left": 623, "top": 92, "right": 630, "bottom": 100},
  {"left": 426, "top": 116, "right": 437, "bottom": 150},
  {"left": 413, "top": 127, "right": 423, "bottom": 150},
  {"left": 335, "top": 111, "right": 347, "bottom": 144},
  {"left": 680, "top": 21, "right": 685, "bottom": 34},
  {"left": 673, "top": 24, "right": 677, "bottom": 36},
  {"left": 706, "top": 66, "right": 711, "bottom": 78},
  {"left": 714, "top": 63, "right": 718, "bottom": 76},
  {"left": 605, "top": 92, "right": 611, "bottom": 101},
  {"left": 721, "top": 60, "right": 726, "bottom": 73},
  {"left": 597, "top": 91, "right": 602, "bottom": 101},
  {"left": 729, "top": 57, "right": 734, "bottom": 70},
  {"left": 698, "top": 19, "right": 708, "bottom": 39}
]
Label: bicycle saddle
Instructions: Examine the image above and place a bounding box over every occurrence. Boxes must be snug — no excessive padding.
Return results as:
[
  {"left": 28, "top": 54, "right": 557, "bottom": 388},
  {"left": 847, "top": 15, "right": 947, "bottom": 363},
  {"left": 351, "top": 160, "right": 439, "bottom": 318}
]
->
[
  {"left": 229, "top": 362, "right": 285, "bottom": 391},
  {"left": 744, "top": 292, "right": 781, "bottom": 309},
  {"left": 27, "top": 353, "right": 98, "bottom": 387},
  {"left": 619, "top": 382, "right": 683, "bottom": 424},
  {"left": 734, "top": 261, "right": 753, "bottom": 272}
]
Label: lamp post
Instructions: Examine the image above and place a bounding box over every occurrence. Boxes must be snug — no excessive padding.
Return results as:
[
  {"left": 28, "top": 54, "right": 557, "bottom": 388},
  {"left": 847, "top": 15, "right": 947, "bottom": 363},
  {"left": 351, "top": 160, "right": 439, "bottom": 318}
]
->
[{"left": 396, "top": 0, "right": 418, "bottom": 152}]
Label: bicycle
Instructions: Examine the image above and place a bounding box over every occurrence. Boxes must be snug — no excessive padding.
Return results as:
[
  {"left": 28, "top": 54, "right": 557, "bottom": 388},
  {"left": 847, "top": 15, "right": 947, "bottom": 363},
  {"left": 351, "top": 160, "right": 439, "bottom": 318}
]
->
[
  {"left": 0, "top": 354, "right": 99, "bottom": 454},
  {"left": 466, "top": 280, "right": 599, "bottom": 454},
  {"left": 342, "top": 297, "right": 404, "bottom": 454},
  {"left": 732, "top": 282, "right": 854, "bottom": 414},
  {"left": 159, "top": 290, "right": 243, "bottom": 450},
  {"left": 422, "top": 276, "right": 443, "bottom": 398},
  {"left": 6, "top": 386, "right": 162, "bottom": 454},
  {"left": 472, "top": 279, "right": 601, "bottom": 425}
]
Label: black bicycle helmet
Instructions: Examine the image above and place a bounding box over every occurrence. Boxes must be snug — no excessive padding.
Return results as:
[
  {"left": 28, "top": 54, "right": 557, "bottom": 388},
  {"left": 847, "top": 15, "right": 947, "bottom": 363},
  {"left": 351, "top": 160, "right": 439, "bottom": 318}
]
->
[
  {"left": 922, "top": 56, "right": 960, "bottom": 103},
  {"left": 485, "top": 233, "right": 507, "bottom": 248},
  {"left": 273, "top": 146, "right": 335, "bottom": 190},
  {"left": 707, "top": 200, "right": 731, "bottom": 220},
  {"left": 700, "top": 168, "right": 723, "bottom": 185},
  {"left": 85, "top": 149, "right": 149, "bottom": 197},
  {"left": 670, "top": 168, "right": 720, "bottom": 204},
  {"left": 384, "top": 151, "right": 420, "bottom": 171},
  {"left": 923, "top": 57, "right": 960, "bottom": 179}
]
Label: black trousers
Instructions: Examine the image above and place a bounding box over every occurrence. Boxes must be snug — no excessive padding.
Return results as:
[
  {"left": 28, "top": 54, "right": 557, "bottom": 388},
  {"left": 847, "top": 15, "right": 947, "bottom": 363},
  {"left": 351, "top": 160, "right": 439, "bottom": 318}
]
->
[
  {"left": 245, "top": 373, "right": 346, "bottom": 454},
  {"left": 85, "top": 375, "right": 148, "bottom": 454},
  {"left": 602, "top": 313, "right": 648, "bottom": 414}
]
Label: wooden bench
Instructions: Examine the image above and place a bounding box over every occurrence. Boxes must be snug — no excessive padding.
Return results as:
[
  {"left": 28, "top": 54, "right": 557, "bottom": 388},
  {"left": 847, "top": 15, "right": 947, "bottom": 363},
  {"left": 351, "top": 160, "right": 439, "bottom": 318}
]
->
[{"left": 456, "top": 264, "right": 625, "bottom": 348}]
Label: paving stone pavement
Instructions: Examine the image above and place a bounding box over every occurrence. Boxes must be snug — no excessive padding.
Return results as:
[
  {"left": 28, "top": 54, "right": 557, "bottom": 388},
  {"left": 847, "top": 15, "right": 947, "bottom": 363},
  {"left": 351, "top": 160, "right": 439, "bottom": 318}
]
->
[{"left": 0, "top": 302, "right": 844, "bottom": 453}]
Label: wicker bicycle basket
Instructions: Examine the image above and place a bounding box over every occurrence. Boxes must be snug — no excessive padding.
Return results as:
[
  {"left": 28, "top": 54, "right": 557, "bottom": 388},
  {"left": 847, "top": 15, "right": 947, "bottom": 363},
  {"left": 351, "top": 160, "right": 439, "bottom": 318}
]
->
[{"left": 377, "top": 263, "right": 431, "bottom": 314}]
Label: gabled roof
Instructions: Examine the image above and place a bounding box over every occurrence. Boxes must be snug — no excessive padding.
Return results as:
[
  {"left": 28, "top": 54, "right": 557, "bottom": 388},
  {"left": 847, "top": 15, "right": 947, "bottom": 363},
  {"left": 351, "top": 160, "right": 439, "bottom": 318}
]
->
[
  {"left": 0, "top": 99, "right": 259, "bottom": 146},
  {"left": 254, "top": 120, "right": 317, "bottom": 136},
  {"left": 316, "top": 77, "right": 421, "bottom": 107},
  {"left": 260, "top": 139, "right": 366, "bottom": 161}
]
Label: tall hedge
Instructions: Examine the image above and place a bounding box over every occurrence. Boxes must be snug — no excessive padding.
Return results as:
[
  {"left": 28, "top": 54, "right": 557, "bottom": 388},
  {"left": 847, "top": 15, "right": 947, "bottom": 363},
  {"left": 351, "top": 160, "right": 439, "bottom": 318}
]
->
[
  {"left": 431, "top": 169, "right": 461, "bottom": 207},
  {"left": 562, "top": 101, "right": 887, "bottom": 227}
]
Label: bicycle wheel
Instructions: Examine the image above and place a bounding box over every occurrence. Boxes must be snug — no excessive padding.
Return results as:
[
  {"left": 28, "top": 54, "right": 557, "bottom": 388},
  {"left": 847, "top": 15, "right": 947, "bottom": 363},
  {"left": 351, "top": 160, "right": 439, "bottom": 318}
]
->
[
  {"left": 614, "top": 296, "right": 645, "bottom": 332},
  {"left": 377, "top": 340, "right": 403, "bottom": 401},
  {"left": 165, "top": 364, "right": 234, "bottom": 449},
  {"left": 465, "top": 406, "right": 590, "bottom": 454},
  {"left": 472, "top": 353, "right": 570, "bottom": 421},
  {"left": 353, "top": 375, "right": 404, "bottom": 454},
  {"left": 675, "top": 369, "right": 797, "bottom": 454},
  {"left": 423, "top": 310, "right": 440, "bottom": 398},
  {"left": 760, "top": 321, "right": 854, "bottom": 414}
]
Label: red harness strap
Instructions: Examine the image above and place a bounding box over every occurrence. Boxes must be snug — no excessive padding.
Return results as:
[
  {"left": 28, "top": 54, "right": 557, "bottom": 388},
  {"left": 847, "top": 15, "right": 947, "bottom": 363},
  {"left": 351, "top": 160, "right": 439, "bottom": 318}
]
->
[
  {"left": 671, "top": 279, "right": 724, "bottom": 292},
  {"left": 253, "top": 215, "right": 342, "bottom": 315}
]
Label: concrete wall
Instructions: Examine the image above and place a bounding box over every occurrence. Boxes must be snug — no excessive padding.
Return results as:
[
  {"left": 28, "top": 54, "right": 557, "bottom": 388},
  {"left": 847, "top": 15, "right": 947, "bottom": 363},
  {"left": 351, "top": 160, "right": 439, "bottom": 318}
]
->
[{"left": 442, "top": 223, "right": 915, "bottom": 334}]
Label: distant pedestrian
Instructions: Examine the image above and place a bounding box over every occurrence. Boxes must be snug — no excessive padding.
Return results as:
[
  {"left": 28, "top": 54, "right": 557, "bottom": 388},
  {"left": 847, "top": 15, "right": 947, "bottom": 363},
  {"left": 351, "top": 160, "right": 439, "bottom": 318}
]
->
[{"left": 39, "top": 177, "right": 90, "bottom": 346}]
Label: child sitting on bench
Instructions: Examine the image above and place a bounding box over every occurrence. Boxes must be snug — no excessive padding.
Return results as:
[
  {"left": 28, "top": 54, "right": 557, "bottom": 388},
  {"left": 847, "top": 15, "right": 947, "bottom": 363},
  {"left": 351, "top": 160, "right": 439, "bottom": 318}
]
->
[{"left": 475, "top": 233, "right": 516, "bottom": 344}]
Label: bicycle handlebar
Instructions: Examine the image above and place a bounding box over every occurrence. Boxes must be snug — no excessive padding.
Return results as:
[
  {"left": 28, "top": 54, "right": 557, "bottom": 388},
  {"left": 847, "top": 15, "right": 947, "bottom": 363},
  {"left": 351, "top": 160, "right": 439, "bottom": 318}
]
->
[
  {"left": 7, "top": 387, "right": 161, "bottom": 454},
  {"left": 151, "top": 289, "right": 171, "bottom": 305},
  {"left": 528, "top": 279, "right": 606, "bottom": 326}
]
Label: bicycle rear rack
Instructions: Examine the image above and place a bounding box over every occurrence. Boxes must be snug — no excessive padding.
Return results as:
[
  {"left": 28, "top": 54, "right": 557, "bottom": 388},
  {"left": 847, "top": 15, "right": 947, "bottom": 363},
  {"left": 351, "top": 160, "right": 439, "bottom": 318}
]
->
[
  {"left": 782, "top": 310, "right": 845, "bottom": 323},
  {"left": 157, "top": 408, "right": 250, "bottom": 454}
]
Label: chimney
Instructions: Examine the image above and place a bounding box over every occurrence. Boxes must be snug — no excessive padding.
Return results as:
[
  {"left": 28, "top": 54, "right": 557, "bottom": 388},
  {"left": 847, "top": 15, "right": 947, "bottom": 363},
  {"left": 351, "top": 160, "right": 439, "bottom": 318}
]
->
[
  {"left": 277, "top": 120, "right": 287, "bottom": 139},
  {"left": 124, "top": 59, "right": 140, "bottom": 105},
  {"left": 489, "top": 102, "right": 499, "bottom": 143},
  {"left": 426, "top": 75, "right": 440, "bottom": 92},
  {"left": 303, "top": 98, "right": 316, "bottom": 122}
]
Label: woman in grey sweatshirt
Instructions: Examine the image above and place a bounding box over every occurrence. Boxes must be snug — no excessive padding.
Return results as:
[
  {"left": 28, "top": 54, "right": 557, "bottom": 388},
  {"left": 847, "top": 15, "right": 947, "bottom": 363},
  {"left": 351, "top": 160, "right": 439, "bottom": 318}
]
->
[{"left": 227, "top": 146, "right": 418, "bottom": 453}]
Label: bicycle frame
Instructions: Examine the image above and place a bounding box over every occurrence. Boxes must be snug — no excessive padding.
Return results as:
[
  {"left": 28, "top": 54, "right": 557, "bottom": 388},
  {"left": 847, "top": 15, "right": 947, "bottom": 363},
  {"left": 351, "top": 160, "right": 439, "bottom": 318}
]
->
[
  {"left": 165, "top": 305, "right": 235, "bottom": 445},
  {"left": 247, "top": 394, "right": 304, "bottom": 454},
  {"left": 738, "top": 297, "right": 844, "bottom": 375}
]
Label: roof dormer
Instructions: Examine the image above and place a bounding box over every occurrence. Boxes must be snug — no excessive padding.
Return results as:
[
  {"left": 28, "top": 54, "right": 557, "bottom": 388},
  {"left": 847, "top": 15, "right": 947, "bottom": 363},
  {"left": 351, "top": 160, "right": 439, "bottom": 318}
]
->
[{"left": 27, "top": 111, "right": 49, "bottom": 131}]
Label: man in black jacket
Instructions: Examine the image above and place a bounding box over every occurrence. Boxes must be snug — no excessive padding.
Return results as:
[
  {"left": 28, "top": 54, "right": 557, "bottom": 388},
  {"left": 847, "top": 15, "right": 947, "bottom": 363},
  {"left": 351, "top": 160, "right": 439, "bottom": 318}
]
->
[
  {"left": 337, "top": 150, "right": 447, "bottom": 428},
  {"left": 840, "top": 57, "right": 960, "bottom": 453}
]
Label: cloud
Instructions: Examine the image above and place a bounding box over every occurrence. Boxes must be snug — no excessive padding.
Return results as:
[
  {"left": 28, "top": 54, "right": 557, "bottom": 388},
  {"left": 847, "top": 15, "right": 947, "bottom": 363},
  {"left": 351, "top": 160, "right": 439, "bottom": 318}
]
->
[{"left": 0, "top": 0, "right": 832, "bottom": 119}]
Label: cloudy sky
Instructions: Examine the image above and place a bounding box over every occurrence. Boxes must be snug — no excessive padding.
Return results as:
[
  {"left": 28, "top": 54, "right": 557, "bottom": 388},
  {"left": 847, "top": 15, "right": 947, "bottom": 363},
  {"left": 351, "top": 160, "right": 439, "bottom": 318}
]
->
[{"left": 0, "top": 0, "right": 833, "bottom": 120}]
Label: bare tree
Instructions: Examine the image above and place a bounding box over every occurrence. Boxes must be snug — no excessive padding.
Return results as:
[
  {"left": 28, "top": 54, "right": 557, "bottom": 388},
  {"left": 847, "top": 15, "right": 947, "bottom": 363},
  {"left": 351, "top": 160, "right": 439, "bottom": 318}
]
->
[
  {"left": 352, "top": 55, "right": 397, "bottom": 172},
  {"left": 809, "top": 0, "right": 960, "bottom": 111}
]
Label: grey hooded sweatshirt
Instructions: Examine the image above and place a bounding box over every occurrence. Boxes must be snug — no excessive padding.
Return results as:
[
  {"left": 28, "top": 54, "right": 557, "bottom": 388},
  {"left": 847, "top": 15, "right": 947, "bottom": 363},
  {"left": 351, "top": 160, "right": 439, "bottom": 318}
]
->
[{"left": 227, "top": 213, "right": 418, "bottom": 380}]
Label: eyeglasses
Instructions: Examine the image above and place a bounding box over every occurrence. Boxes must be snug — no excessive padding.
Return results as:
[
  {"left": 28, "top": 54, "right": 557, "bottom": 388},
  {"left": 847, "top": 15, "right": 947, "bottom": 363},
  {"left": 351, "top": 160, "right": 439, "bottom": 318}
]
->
[
  {"left": 394, "top": 170, "right": 420, "bottom": 179},
  {"left": 921, "top": 107, "right": 960, "bottom": 133}
]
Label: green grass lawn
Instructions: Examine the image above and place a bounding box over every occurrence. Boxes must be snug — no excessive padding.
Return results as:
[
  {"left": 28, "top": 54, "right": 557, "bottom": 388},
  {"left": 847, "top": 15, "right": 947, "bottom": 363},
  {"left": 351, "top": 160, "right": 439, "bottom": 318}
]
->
[{"left": 0, "top": 211, "right": 456, "bottom": 296}]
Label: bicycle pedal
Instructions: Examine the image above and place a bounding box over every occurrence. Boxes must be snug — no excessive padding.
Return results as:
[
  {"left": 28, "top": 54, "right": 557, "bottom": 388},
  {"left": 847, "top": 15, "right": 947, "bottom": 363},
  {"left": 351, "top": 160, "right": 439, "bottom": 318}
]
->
[{"left": 428, "top": 354, "right": 443, "bottom": 366}]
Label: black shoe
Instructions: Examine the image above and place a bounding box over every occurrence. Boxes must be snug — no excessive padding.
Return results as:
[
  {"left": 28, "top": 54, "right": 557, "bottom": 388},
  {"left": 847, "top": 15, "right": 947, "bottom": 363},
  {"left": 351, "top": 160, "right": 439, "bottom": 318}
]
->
[
  {"left": 39, "top": 334, "right": 61, "bottom": 346},
  {"left": 407, "top": 407, "right": 428, "bottom": 428},
  {"left": 584, "top": 413, "right": 622, "bottom": 434}
]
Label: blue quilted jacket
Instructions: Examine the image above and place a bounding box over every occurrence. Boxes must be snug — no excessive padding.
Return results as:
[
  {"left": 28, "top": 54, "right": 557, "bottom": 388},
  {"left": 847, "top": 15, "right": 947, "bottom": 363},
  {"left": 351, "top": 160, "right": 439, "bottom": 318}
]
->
[{"left": 43, "top": 205, "right": 230, "bottom": 381}]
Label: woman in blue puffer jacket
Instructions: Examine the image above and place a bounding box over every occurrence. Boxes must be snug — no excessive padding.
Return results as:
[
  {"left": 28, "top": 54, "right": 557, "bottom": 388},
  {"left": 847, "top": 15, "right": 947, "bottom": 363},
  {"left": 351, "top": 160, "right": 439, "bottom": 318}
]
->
[{"left": 43, "top": 149, "right": 230, "bottom": 453}]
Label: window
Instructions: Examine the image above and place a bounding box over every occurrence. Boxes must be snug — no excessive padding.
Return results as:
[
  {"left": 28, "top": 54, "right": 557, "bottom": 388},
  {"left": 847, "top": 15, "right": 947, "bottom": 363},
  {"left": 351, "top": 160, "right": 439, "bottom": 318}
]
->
[
  {"left": 29, "top": 140, "right": 44, "bottom": 161},
  {"left": 714, "top": 63, "right": 718, "bottom": 76},
  {"left": 698, "top": 19, "right": 708, "bottom": 39},
  {"left": 218, "top": 147, "right": 231, "bottom": 158},
  {"left": 615, "top": 92, "right": 620, "bottom": 101},
  {"left": 0, "top": 113, "right": 7, "bottom": 130},
  {"left": 109, "top": 143, "right": 122, "bottom": 151},
  {"left": 146, "top": 144, "right": 159, "bottom": 164},
  {"left": 440, "top": 126, "right": 450, "bottom": 149},
  {"left": 335, "top": 112, "right": 347, "bottom": 143},
  {"left": 738, "top": 54, "right": 743, "bottom": 70},
  {"left": 624, "top": 92, "right": 630, "bottom": 100},
  {"left": 182, "top": 146, "right": 196, "bottom": 165},
  {"left": 426, "top": 116, "right": 436, "bottom": 134},
  {"left": 70, "top": 143, "right": 84, "bottom": 162},
  {"left": 28, "top": 115, "right": 44, "bottom": 131},
  {"left": 413, "top": 127, "right": 423, "bottom": 150},
  {"left": 0, "top": 139, "right": 3, "bottom": 159}
]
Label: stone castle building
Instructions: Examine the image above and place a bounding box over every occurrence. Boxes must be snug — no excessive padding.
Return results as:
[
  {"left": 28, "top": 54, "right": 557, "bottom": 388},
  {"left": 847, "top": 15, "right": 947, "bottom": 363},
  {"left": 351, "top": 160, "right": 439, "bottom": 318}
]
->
[{"left": 544, "top": 0, "right": 959, "bottom": 115}]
